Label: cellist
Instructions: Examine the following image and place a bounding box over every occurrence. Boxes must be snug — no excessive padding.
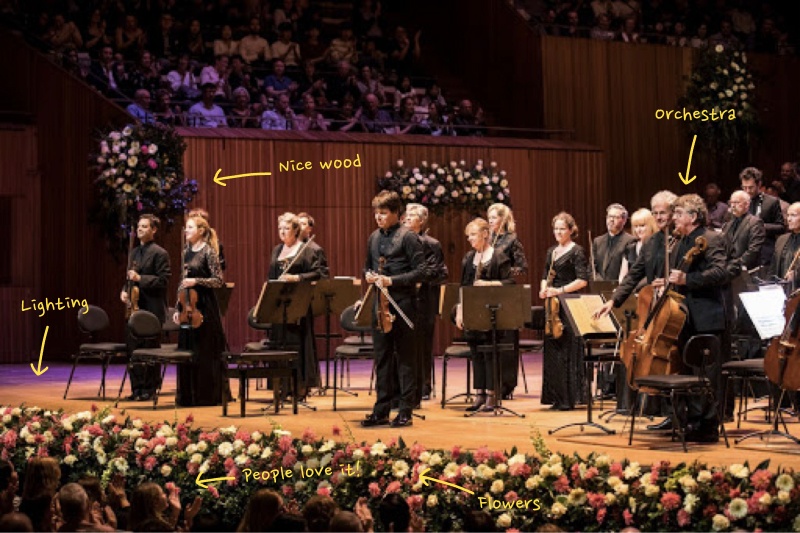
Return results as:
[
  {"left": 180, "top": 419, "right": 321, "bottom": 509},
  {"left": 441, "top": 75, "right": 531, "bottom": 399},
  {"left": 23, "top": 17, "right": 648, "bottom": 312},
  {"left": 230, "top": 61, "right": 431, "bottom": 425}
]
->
[{"left": 119, "top": 214, "right": 171, "bottom": 402}]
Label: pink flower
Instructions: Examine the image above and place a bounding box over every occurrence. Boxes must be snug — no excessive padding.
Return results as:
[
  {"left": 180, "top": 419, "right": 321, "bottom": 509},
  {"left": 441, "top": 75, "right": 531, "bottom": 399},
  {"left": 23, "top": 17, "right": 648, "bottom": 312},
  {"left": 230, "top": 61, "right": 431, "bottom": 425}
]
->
[
  {"left": 623, "top": 509, "right": 634, "bottom": 526},
  {"left": 505, "top": 491, "right": 519, "bottom": 502},
  {"left": 750, "top": 469, "right": 773, "bottom": 491},
  {"left": 302, "top": 428, "right": 317, "bottom": 443},
  {"left": 147, "top": 159, "right": 157, "bottom": 169},
  {"left": 597, "top": 508, "right": 607, "bottom": 524},
  {"left": 369, "top": 483, "right": 382, "bottom": 497},
  {"left": 281, "top": 485, "right": 294, "bottom": 497},
  {"left": 406, "top": 495, "right": 423, "bottom": 511},
  {"left": 144, "top": 456, "right": 158, "bottom": 471},
  {"left": 677, "top": 509, "right": 691, "bottom": 527},
  {"left": 610, "top": 462, "right": 624, "bottom": 477},
  {"left": 165, "top": 482, "right": 179, "bottom": 493},
  {"left": 279, "top": 435, "right": 293, "bottom": 452},
  {"left": 185, "top": 414, "right": 194, "bottom": 424},
  {"left": 451, "top": 446, "right": 462, "bottom": 459},
  {"left": 282, "top": 450, "right": 297, "bottom": 468},
  {"left": 187, "top": 462, "right": 199, "bottom": 475},
  {"left": 332, "top": 425, "right": 342, "bottom": 437},
  {"left": 473, "top": 447, "right": 490, "bottom": 464},
  {"left": 409, "top": 443, "right": 426, "bottom": 461},
  {"left": 585, "top": 467, "right": 599, "bottom": 480},
  {"left": 141, "top": 146, "right": 148, "bottom": 154},
  {"left": 660, "top": 492, "right": 681, "bottom": 511},
  {"left": 554, "top": 475, "right": 570, "bottom": 494},
  {"left": 208, "top": 486, "right": 219, "bottom": 499},
  {"left": 386, "top": 481, "right": 402, "bottom": 494},
  {"left": 224, "top": 458, "right": 235, "bottom": 471},
  {"left": 588, "top": 493, "right": 606, "bottom": 509},
  {"left": 509, "top": 463, "right": 531, "bottom": 477},
  {"left": 36, "top": 447, "right": 49, "bottom": 457},
  {"left": 571, "top": 463, "right": 581, "bottom": 481},
  {"left": 492, "top": 451, "right": 507, "bottom": 463},
  {"left": 317, "top": 487, "right": 331, "bottom": 497},
  {"left": 227, "top": 469, "right": 238, "bottom": 486}
]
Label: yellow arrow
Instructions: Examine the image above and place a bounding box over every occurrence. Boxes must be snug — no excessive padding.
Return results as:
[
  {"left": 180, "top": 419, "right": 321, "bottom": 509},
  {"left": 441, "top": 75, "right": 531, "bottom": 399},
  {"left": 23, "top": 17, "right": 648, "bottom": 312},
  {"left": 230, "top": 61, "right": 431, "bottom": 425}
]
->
[
  {"left": 678, "top": 135, "right": 698, "bottom": 185},
  {"left": 213, "top": 169, "right": 272, "bottom": 187},
  {"left": 196, "top": 471, "right": 236, "bottom": 489},
  {"left": 30, "top": 326, "right": 49, "bottom": 376},
  {"left": 419, "top": 468, "right": 474, "bottom": 495}
]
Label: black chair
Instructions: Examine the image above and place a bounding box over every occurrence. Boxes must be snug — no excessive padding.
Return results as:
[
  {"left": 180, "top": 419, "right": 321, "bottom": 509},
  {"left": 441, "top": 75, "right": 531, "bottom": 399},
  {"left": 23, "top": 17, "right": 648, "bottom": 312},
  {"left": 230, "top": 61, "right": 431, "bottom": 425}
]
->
[
  {"left": 628, "top": 334, "right": 730, "bottom": 452},
  {"left": 722, "top": 358, "right": 771, "bottom": 428},
  {"left": 64, "top": 305, "right": 127, "bottom": 400},
  {"left": 115, "top": 310, "right": 194, "bottom": 408},
  {"left": 439, "top": 343, "right": 473, "bottom": 408},
  {"left": 243, "top": 306, "right": 275, "bottom": 391},
  {"left": 333, "top": 304, "right": 375, "bottom": 411},
  {"left": 161, "top": 307, "right": 180, "bottom": 350},
  {"left": 222, "top": 350, "right": 298, "bottom": 417}
]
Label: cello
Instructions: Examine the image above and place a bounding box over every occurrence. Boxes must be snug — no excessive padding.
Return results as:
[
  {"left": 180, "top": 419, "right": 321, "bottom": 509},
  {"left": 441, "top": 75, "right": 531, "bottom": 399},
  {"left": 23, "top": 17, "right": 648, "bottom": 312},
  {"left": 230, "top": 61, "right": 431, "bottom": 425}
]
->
[
  {"left": 620, "top": 234, "right": 707, "bottom": 389},
  {"left": 764, "top": 290, "right": 800, "bottom": 391}
]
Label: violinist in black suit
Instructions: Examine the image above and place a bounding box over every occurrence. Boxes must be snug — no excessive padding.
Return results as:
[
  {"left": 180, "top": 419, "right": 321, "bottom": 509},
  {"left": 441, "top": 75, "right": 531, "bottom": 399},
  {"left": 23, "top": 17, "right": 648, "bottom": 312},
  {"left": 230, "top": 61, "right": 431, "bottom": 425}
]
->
[
  {"left": 722, "top": 191, "right": 766, "bottom": 278},
  {"left": 741, "top": 167, "right": 785, "bottom": 267},
  {"left": 592, "top": 203, "right": 635, "bottom": 281}
]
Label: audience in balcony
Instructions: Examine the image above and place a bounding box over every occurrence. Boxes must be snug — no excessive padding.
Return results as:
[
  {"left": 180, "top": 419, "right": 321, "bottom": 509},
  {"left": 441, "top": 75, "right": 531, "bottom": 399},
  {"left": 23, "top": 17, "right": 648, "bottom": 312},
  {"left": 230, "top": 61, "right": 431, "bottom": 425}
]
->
[
  {"left": 188, "top": 83, "right": 228, "bottom": 127},
  {"left": 710, "top": 19, "right": 743, "bottom": 50},
  {"left": 229, "top": 87, "right": 260, "bottom": 128},
  {"left": 387, "top": 26, "right": 420, "bottom": 77},
  {"left": 359, "top": 93, "right": 394, "bottom": 133},
  {"left": 115, "top": 14, "right": 145, "bottom": 60},
  {"left": 392, "top": 75, "right": 416, "bottom": 111},
  {"left": 167, "top": 53, "right": 199, "bottom": 99},
  {"left": 128, "top": 50, "right": 161, "bottom": 98},
  {"left": 261, "top": 93, "right": 296, "bottom": 130},
  {"left": 326, "top": 60, "right": 360, "bottom": 105},
  {"left": 185, "top": 19, "right": 207, "bottom": 62},
  {"left": 48, "top": 13, "right": 83, "bottom": 52},
  {"left": 200, "top": 54, "right": 231, "bottom": 99},
  {"left": 240, "top": 17, "right": 272, "bottom": 65},
  {"left": 127, "top": 89, "right": 155, "bottom": 125},
  {"left": 326, "top": 23, "right": 358, "bottom": 65},
  {"left": 295, "top": 93, "right": 329, "bottom": 131},
  {"left": 617, "top": 16, "right": 641, "bottom": 43},
  {"left": 301, "top": 25, "right": 328, "bottom": 66},
  {"left": 149, "top": 13, "right": 182, "bottom": 62},
  {"left": 452, "top": 99, "right": 486, "bottom": 137},
  {"left": 263, "top": 59, "right": 298, "bottom": 100},
  {"left": 271, "top": 23, "right": 302, "bottom": 68},
  {"left": 356, "top": 65, "right": 385, "bottom": 104},
  {"left": 83, "top": 9, "right": 112, "bottom": 56},
  {"left": 591, "top": 13, "right": 616, "bottom": 40},
  {"left": 213, "top": 25, "right": 240, "bottom": 57},
  {"left": 153, "top": 89, "right": 181, "bottom": 127}
]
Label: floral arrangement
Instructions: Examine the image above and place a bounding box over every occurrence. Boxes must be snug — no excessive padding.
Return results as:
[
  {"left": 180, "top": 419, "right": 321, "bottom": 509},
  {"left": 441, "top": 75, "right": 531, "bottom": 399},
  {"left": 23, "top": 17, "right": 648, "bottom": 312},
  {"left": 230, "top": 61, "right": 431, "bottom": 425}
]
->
[
  {"left": 377, "top": 159, "right": 511, "bottom": 216},
  {"left": 3, "top": 405, "right": 800, "bottom": 532},
  {"left": 680, "top": 44, "right": 759, "bottom": 152},
  {"left": 89, "top": 124, "right": 198, "bottom": 256}
]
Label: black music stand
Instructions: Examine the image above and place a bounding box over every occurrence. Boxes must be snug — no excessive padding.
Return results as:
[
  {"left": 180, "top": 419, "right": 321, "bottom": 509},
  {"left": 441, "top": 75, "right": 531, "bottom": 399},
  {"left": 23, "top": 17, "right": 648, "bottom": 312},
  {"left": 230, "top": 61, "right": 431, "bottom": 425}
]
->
[
  {"left": 549, "top": 293, "right": 619, "bottom": 435},
  {"left": 735, "top": 287, "right": 800, "bottom": 445},
  {"left": 254, "top": 280, "right": 317, "bottom": 411},
  {"left": 214, "top": 282, "right": 235, "bottom": 317},
  {"left": 311, "top": 278, "right": 361, "bottom": 394},
  {"left": 461, "top": 285, "right": 530, "bottom": 418}
]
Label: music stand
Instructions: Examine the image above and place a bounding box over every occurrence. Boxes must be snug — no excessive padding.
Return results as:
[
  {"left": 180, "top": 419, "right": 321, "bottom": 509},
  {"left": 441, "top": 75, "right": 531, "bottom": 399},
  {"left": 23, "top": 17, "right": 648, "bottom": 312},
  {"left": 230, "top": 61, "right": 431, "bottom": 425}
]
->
[
  {"left": 549, "top": 293, "right": 619, "bottom": 435},
  {"left": 254, "top": 281, "right": 317, "bottom": 411},
  {"left": 311, "top": 278, "right": 361, "bottom": 394},
  {"left": 214, "top": 282, "right": 235, "bottom": 317},
  {"left": 735, "top": 287, "right": 800, "bottom": 445},
  {"left": 461, "top": 285, "right": 530, "bottom": 418}
]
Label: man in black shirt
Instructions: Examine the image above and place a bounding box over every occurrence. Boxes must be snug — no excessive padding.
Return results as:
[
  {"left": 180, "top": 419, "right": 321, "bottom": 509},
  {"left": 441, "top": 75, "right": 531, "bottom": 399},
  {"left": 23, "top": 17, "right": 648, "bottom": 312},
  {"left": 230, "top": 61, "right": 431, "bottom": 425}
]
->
[
  {"left": 297, "top": 212, "right": 330, "bottom": 280},
  {"left": 120, "top": 214, "right": 171, "bottom": 401},
  {"left": 404, "top": 204, "right": 448, "bottom": 403},
  {"left": 741, "top": 167, "right": 785, "bottom": 267},
  {"left": 361, "top": 191, "right": 425, "bottom": 428}
]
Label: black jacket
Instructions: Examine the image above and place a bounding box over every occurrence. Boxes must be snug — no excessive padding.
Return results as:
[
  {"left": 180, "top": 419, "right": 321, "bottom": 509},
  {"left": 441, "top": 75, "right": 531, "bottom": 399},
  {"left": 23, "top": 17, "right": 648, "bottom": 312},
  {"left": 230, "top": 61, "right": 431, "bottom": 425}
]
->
[
  {"left": 721, "top": 213, "right": 765, "bottom": 277},
  {"left": 592, "top": 231, "right": 636, "bottom": 281}
]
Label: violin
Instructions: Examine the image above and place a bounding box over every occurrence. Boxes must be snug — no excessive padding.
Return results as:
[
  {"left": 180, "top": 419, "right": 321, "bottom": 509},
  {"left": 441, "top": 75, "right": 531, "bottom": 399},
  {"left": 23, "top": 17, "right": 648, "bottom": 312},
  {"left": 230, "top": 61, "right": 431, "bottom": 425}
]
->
[
  {"left": 620, "top": 234, "right": 707, "bottom": 389},
  {"left": 178, "top": 250, "right": 204, "bottom": 328},
  {"left": 377, "top": 257, "right": 394, "bottom": 332},
  {"left": 124, "top": 228, "right": 140, "bottom": 319},
  {"left": 764, "top": 290, "right": 800, "bottom": 391},
  {"left": 544, "top": 249, "right": 564, "bottom": 339}
]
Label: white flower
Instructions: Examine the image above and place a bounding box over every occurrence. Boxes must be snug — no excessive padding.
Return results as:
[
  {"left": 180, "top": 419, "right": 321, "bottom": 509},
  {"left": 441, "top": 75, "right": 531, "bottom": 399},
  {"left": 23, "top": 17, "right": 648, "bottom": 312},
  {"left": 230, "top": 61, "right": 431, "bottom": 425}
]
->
[
  {"left": 148, "top": 144, "right": 158, "bottom": 154},
  {"left": 595, "top": 454, "right": 610, "bottom": 467},
  {"left": 742, "top": 53, "right": 748, "bottom": 63},
  {"left": 645, "top": 484, "right": 660, "bottom": 497},
  {"left": 490, "top": 480, "right": 504, "bottom": 494},
  {"left": 748, "top": 83, "right": 754, "bottom": 89},
  {"left": 96, "top": 452, "right": 107, "bottom": 465},
  {"left": 735, "top": 76, "right": 744, "bottom": 84},
  {"left": 109, "top": 131, "right": 121, "bottom": 141},
  {"left": 426, "top": 494, "right": 438, "bottom": 508},
  {"left": 352, "top": 449, "right": 364, "bottom": 460},
  {"left": 718, "top": 92, "right": 726, "bottom": 99},
  {"left": 731, "top": 62, "right": 740, "bottom": 71},
  {"left": 247, "top": 443, "right": 261, "bottom": 457},
  {"left": 777, "top": 490, "right": 791, "bottom": 504},
  {"left": 396, "top": 159, "right": 404, "bottom": 167},
  {"left": 460, "top": 465, "right": 474, "bottom": 479},
  {"left": 742, "top": 102, "right": 750, "bottom": 109},
  {"left": 715, "top": 44, "right": 724, "bottom": 53},
  {"left": 728, "top": 497, "right": 748, "bottom": 519},
  {"left": 370, "top": 442, "right": 387, "bottom": 456},
  {"left": 681, "top": 494, "right": 700, "bottom": 514},
  {"left": 122, "top": 126, "right": 132, "bottom": 136},
  {"left": 261, "top": 447, "right": 272, "bottom": 459},
  {"left": 496, "top": 463, "right": 508, "bottom": 474},
  {"left": 550, "top": 502, "right": 567, "bottom": 518},
  {"left": 740, "top": 93, "right": 747, "bottom": 100},
  {"left": 712, "top": 514, "right": 730, "bottom": 531},
  {"left": 697, "top": 470, "right": 712, "bottom": 483},
  {"left": 62, "top": 421, "right": 73, "bottom": 432},
  {"left": 759, "top": 493, "right": 772, "bottom": 506},
  {"left": 153, "top": 445, "right": 165, "bottom": 456},
  {"left": 526, "top": 475, "right": 542, "bottom": 490},
  {"left": 614, "top": 483, "right": 629, "bottom": 496},
  {"left": 732, "top": 84, "right": 739, "bottom": 91},
  {"left": 443, "top": 462, "right": 459, "bottom": 479},
  {"left": 679, "top": 475, "right": 698, "bottom": 492},
  {"left": 459, "top": 160, "right": 466, "bottom": 166},
  {"left": 217, "top": 442, "right": 234, "bottom": 457},
  {"left": 776, "top": 473, "right": 795, "bottom": 491},
  {"left": 568, "top": 488, "right": 586, "bottom": 505},
  {"left": 166, "top": 437, "right": 178, "bottom": 448},
  {"left": 161, "top": 464, "right": 172, "bottom": 477},
  {"left": 190, "top": 453, "right": 203, "bottom": 464},
  {"left": 497, "top": 513, "right": 512, "bottom": 528},
  {"left": 97, "top": 156, "right": 106, "bottom": 164},
  {"left": 133, "top": 419, "right": 143, "bottom": 429},
  {"left": 295, "top": 480, "right": 307, "bottom": 491},
  {"left": 709, "top": 82, "right": 718, "bottom": 90},
  {"left": 624, "top": 462, "right": 641, "bottom": 480},
  {"left": 607, "top": 475, "right": 621, "bottom": 488},
  {"left": 392, "top": 460, "right": 409, "bottom": 479},
  {"left": 301, "top": 444, "right": 314, "bottom": 455},
  {"left": 63, "top": 455, "right": 78, "bottom": 466},
  {"left": 725, "top": 89, "right": 733, "bottom": 98},
  {"left": 605, "top": 493, "right": 616, "bottom": 506},
  {"left": 500, "top": 179, "right": 508, "bottom": 188},
  {"left": 475, "top": 464, "right": 495, "bottom": 480},
  {"left": 540, "top": 465, "right": 551, "bottom": 478},
  {"left": 385, "top": 171, "right": 393, "bottom": 178},
  {"left": 235, "top": 454, "right": 248, "bottom": 466}
]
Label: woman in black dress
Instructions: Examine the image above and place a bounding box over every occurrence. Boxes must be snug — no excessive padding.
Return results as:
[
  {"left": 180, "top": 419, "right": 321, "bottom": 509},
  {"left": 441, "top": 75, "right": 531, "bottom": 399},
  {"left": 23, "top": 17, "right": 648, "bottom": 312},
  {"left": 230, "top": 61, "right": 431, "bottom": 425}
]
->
[
  {"left": 487, "top": 203, "right": 528, "bottom": 398},
  {"left": 268, "top": 212, "right": 327, "bottom": 397},
  {"left": 540, "top": 212, "right": 589, "bottom": 410},
  {"left": 618, "top": 208, "right": 658, "bottom": 283},
  {"left": 454, "top": 218, "right": 514, "bottom": 412},
  {"left": 173, "top": 214, "right": 226, "bottom": 406}
]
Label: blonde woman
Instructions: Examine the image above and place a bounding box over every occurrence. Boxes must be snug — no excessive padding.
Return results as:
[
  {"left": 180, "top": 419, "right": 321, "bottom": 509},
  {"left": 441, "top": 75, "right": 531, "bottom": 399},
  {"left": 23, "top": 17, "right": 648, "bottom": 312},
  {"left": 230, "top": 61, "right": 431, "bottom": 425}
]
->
[
  {"left": 172, "top": 214, "right": 226, "bottom": 406},
  {"left": 455, "top": 218, "right": 514, "bottom": 412},
  {"left": 618, "top": 208, "right": 659, "bottom": 282},
  {"left": 540, "top": 212, "right": 589, "bottom": 410}
]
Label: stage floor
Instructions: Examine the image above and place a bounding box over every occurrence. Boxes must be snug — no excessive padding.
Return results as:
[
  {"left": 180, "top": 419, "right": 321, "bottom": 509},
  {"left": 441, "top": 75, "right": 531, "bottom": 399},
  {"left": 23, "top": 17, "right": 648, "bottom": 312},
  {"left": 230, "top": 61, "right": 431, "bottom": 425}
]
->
[{"left": 2, "top": 353, "right": 799, "bottom": 468}]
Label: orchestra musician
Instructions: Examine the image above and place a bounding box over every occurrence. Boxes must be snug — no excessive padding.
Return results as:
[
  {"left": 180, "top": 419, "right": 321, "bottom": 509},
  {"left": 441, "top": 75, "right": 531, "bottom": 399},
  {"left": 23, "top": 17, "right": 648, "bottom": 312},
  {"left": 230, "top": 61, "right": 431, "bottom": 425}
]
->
[
  {"left": 297, "top": 212, "right": 330, "bottom": 280},
  {"left": 487, "top": 203, "right": 528, "bottom": 398},
  {"left": 268, "top": 213, "right": 328, "bottom": 398},
  {"left": 403, "top": 204, "right": 448, "bottom": 403},
  {"left": 740, "top": 167, "right": 785, "bottom": 267},
  {"left": 187, "top": 208, "right": 226, "bottom": 271},
  {"left": 120, "top": 214, "right": 171, "bottom": 402},
  {"left": 454, "top": 218, "right": 514, "bottom": 412},
  {"left": 722, "top": 191, "right": 765, "bottom": 279},
  {"left": 172, "top": 214, "right": 226, "bottom": 406},
  {"left": 770, "top": 202, "right": 800, "bottom": 292},
  {"left": 540, "top": 212, "right": 589, "bottom": 411},
  {"left": 360, "top": 191, "right": 425, "bottom": 428},
  {"left": 618, "top": 208, "right": 658, "bottom": 283},
  {"left": 592, "top": 203, "right": 635, "bottom": 282}
]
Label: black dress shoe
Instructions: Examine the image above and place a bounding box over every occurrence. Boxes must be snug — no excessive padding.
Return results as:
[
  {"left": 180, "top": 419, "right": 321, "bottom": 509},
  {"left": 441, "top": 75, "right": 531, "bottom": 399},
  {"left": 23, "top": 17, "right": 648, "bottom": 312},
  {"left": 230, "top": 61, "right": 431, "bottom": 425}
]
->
[
  {"left": 684, "top": 429, "right": 719, "bottom": 443},
  {"left": 361, "top": 414, "right": 390, "bottom": 427},
  {"left": 138, "top": 392, "right": 152, "bottom": 402},
  {"left": 391, "top": 413, "right": 413, "bottom": 427},
  {"left": 554, "top": 404, "right": 574, "bottom": 411},
  {"left": 125, "top": 393, "right": 140, "bottom": 401},
  {"left": 647, "top": 418, "right": 673, "bottom": 431},
  {"left": 466, "top": 394, "right": 487, "bottom": 412}
]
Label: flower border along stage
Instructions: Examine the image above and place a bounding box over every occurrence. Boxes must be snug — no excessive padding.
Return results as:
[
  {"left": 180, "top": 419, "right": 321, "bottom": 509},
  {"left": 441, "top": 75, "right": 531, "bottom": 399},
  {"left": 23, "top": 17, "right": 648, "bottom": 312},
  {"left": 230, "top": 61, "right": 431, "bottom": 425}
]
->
[
  {"left": 2, "top": 405, "right": 800, "bottom": 532},
  {"left": 90, "top": 124, "right": 198, "bottom": 256},
  {"left": 377, "top": 159, "right": 511, "bottom": 216}
]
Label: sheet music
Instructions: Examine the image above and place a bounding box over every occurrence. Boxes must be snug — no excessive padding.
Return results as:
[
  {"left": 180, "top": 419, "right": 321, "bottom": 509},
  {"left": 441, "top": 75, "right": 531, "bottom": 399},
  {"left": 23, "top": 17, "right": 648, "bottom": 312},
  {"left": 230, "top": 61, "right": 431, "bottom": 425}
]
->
[
  {"left": 741, "top": 287, "right": 787, "bottom": 339},
  {"left": 563, "top": 294, "right": 617, "bottom": 336}
]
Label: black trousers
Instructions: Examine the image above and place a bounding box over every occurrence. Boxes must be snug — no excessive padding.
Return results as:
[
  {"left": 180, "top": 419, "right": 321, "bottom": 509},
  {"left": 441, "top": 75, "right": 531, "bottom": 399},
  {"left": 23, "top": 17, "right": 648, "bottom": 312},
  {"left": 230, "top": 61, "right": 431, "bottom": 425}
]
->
[
  {"left": 414, "top": 302, "right": 436, "bottom": 402},
  {"left": 371, "top": 297, "right": 417, "bottom": 417},
  {"left": 127, "top": 333, "right": 162, "bottom": 396},
  {"left": 468, "top": 330, "right": 514, "bottom": 391}
]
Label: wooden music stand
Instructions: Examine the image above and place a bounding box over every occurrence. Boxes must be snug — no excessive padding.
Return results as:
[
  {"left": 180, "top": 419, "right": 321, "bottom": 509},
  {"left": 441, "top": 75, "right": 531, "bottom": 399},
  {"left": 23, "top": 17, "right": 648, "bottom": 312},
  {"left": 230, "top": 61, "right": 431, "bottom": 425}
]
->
[
  {"left": 311, "top": 277, "right": 361, "bottom": 393},
  {"left": 549, "top": 293, "right": 620, "bottom": 435}
]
